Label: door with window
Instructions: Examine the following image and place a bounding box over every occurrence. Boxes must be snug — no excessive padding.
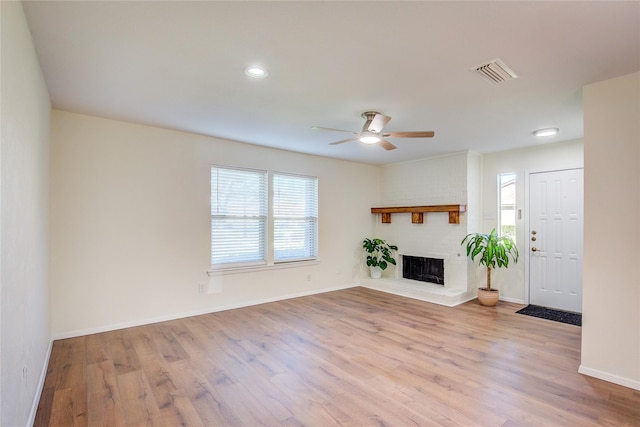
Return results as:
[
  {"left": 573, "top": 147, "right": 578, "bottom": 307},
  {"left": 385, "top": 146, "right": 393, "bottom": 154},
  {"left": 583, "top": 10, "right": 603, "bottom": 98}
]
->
[{"left": 529, "top": 169, "right": 583, "bottom": 313}]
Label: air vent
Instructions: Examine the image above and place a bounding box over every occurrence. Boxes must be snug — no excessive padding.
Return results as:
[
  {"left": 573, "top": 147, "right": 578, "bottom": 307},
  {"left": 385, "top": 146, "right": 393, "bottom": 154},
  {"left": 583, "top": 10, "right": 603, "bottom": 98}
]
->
[{"left": 472, "top": 58, "right": 518, "bottom": 84}]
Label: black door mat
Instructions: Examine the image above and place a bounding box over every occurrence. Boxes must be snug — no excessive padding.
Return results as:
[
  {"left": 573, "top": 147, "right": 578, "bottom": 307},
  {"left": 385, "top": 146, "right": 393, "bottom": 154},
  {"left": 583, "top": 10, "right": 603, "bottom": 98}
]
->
[{"left": 516, "top": 305, "right": 582, "bottom": 326}]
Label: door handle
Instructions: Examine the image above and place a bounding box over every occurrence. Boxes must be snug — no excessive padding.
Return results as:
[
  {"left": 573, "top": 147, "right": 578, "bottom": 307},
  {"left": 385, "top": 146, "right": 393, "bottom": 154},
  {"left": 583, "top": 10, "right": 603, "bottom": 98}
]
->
[{"left": 531, "top": 247, "right": 538, "bottom": 252}]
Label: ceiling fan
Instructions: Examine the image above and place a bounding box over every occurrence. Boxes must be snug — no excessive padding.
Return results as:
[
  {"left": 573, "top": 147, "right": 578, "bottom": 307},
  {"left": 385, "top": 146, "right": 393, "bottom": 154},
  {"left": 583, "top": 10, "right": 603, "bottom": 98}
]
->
[{"left": 312, "top": 111, "right": 435, "bottom": 151}]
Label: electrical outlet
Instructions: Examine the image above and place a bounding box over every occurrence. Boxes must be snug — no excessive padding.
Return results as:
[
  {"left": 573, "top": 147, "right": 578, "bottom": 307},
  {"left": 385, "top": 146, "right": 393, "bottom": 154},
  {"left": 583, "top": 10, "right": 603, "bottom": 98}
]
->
[
  {"left": 198, "top": 283, "right": 206, "bottom": 293},
  {"left": 307, "top": 274, "right": 311, "bottom": 282}
]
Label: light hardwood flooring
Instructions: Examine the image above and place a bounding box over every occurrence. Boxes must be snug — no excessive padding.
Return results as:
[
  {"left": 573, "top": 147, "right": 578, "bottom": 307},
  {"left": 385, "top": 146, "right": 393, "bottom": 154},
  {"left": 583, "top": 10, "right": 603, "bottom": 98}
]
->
[{"left": 35, "top": 287, "right": 640, "bottom": 426}]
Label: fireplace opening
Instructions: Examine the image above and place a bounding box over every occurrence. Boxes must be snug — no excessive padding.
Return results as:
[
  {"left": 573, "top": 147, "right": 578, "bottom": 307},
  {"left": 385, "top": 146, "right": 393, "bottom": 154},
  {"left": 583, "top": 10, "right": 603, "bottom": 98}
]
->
[{"left": 403, "top": 256, "right": 444, "bottom": 285}]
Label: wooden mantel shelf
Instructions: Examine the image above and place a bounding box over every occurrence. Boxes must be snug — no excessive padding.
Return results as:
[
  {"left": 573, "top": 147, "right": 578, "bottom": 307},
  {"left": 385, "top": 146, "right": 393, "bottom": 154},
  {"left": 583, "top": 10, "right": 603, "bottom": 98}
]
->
[{"left": 371, "top": 204, "right": 467, "bottom": 224}]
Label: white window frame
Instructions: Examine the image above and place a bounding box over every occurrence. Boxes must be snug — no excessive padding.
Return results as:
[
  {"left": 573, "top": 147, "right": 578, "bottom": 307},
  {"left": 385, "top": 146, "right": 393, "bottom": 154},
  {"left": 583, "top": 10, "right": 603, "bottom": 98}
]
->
[
  {"left": 498, "top": 172, "right": 517, "bottom": 242},
  {"left": 210, "top": 166, "right": 268, "bottom": 268},
  {"left": 209, "top": 166, "right": 319, "bottom": 274},
  {"left": 272, "top": 171, "right": 318, "bottom": 264}
]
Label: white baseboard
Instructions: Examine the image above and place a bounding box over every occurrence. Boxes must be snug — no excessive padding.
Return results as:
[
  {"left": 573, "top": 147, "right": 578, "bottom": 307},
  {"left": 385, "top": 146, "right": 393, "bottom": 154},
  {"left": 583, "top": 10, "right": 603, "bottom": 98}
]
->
[
  {"left": 578, "top": 365, "right": 640, "bottom": 391},
  {"left": 499, "top": 295, "right": 525, "bottom": 304},
  {"left": 53, "top": 283, "right": 358, "bottom": 340},
  {"left": 28, "top": 339, "right": 54, "bottom": 427}
]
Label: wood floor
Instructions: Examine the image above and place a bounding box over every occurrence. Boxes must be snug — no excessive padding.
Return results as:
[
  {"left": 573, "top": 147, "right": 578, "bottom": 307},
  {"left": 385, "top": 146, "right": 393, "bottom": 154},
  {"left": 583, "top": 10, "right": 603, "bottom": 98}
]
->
[{"left": 35, "top": 287, "right": 640, "bottom": 427}]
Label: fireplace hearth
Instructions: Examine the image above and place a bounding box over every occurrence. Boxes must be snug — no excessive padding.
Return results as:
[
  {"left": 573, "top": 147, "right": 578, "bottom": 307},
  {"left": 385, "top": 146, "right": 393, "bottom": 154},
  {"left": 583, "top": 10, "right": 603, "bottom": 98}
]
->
[
  {"left": 363, "top": 251, "right": 474, "bottom": 307},
  {"left": 402, "top": 255, "right": 445, "bottom": 285}
]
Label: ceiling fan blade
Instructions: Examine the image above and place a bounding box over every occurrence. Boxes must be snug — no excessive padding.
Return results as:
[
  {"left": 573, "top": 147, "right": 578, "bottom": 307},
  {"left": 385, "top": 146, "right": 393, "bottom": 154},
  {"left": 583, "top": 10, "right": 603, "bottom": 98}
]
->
[
  {"left": 367, "top": 113, "right": 392, "bottom": 133},
  {"left": 383, "top": 131, "right": 435, "bottom": 138},
  {"left": 329, "top": 136, "right": 360, "bottom": 145},
  {"left": 312, "top": 126, "right": 358, "bottom": 134},
  {"left": 379, "top": 139, "right": 397, "bottom": 151}
]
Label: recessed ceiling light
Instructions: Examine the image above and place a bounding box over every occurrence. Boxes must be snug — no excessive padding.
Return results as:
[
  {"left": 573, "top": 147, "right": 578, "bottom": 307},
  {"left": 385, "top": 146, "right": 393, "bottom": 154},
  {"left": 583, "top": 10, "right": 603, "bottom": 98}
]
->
[
  {"left": 245, "top": 66, "right": 268, "bottom": 78},
  {"left": 533, "top": 128, "right": 559, "bottom": 137}
]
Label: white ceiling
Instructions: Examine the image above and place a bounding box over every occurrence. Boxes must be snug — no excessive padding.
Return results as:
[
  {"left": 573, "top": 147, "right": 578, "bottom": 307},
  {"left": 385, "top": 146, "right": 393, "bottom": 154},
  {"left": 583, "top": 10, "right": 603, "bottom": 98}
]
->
[{"left": 22, "top": 1, "right": 640, "bottom": 165}]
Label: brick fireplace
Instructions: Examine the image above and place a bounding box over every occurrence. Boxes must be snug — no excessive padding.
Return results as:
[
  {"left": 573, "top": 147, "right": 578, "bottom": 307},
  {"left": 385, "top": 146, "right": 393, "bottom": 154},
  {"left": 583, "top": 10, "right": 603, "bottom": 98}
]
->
[{"left": 359, "top": 151, "right": 482, "bottom": 306}]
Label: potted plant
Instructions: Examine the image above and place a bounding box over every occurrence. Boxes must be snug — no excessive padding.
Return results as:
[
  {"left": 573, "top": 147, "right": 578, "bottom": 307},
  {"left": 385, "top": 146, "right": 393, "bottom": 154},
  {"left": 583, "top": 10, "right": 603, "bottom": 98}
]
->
[
  {"left": 362, "top": 238, "right": 398, "bottom": 279},
  {"left": 461, "top": 229, "right": 519, "bottom": 306}
]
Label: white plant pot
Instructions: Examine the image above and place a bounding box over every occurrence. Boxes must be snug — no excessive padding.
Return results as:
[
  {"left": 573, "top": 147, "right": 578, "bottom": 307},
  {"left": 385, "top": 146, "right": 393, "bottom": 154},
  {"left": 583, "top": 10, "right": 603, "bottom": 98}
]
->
[{"left": 370, "top": 266, "right": 382, "bottom": 279}]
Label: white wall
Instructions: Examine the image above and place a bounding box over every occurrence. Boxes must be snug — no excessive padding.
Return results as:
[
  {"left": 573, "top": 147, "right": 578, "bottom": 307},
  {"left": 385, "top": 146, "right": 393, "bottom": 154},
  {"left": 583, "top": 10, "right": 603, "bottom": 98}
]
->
[
  {"left": 50, "top": 110, "right": 379, "bottom": 337},
  {"left": 581, "top": 72, "right": 640, "bottom": 390},
  {"left": 466, "top": 151, "right": 482, "bottom": 290},
  {"left": 481, "top": 140, "right": 584, "bottom": 302},
  {"left": 1, "top": 1, "right": 52, "bottom": 425}
]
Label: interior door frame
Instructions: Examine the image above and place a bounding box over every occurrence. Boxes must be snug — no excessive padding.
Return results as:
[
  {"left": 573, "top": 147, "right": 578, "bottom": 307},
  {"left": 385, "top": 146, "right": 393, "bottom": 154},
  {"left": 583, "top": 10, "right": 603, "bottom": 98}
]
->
[{"left": 524, "top": 167, "right": 584, "bottom": 307}]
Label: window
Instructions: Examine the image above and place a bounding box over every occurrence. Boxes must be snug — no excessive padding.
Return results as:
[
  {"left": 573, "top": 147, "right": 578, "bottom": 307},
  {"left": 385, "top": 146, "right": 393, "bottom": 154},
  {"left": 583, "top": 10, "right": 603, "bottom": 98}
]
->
[
  {"left": 211, "top": 167, "right": 267, "bottom": 266},
  {"left": 498, "top": 173, "right": 517, "bottom": 242},
  {"left": 210, "top": 166, "right": 318, "bottom": 268},
  {"left": 273, "top": 172, "right": 318, "bottom": 262}
]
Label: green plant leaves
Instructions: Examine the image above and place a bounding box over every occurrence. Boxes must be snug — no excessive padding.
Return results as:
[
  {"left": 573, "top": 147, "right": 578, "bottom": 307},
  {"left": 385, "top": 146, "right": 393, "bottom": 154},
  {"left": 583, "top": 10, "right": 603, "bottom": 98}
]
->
[
  {"left": 461, "top": 228, "right": 518, "bottom": 269},
  {"left": 362, "top": 238, "right": 398, "bottom": 271}
]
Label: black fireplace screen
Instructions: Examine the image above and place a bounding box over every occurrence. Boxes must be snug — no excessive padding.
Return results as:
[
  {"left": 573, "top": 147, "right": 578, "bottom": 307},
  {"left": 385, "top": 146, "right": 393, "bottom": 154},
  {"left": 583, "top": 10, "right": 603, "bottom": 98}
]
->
[{"left": 402, "top": 256, "right": 444, "bottom": 285}]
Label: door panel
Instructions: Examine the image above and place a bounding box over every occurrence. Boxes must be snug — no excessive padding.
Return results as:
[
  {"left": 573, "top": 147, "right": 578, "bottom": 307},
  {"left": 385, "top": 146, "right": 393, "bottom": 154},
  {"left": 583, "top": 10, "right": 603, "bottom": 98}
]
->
[{"left": 529, "top": 169, "right": 583, "bottom": 313}]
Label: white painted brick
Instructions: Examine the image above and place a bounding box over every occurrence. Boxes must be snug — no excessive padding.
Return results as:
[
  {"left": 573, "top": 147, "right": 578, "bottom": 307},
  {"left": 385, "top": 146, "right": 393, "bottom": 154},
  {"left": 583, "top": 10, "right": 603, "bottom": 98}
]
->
[{"left": 376, "top": 152, "right": 479, "bottom": 292}]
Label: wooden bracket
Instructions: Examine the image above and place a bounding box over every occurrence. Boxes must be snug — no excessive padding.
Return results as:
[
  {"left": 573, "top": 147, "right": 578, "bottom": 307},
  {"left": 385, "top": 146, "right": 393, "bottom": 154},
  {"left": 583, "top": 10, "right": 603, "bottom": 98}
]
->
[{"left": 411, "top": 212, "right": 424, "bottom": 224}]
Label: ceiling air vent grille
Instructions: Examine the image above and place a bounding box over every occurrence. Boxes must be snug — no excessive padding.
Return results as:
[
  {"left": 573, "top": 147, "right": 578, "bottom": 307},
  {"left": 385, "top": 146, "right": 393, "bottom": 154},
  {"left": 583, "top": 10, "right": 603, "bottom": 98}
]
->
[{"left": 472, "top": 58, "right": 518, "bottom": 84}]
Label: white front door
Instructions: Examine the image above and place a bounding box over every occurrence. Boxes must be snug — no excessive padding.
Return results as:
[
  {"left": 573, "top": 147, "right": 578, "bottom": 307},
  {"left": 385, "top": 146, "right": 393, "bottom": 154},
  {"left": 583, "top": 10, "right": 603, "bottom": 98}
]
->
[{"left": 529, "top": 169, "right": 583, "bottom": 313}]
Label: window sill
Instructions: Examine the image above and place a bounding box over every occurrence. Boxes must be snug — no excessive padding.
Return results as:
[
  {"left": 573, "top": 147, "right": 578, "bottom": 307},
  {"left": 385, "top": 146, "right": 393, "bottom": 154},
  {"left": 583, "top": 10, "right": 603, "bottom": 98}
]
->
[{"left": 207, "top": 259, "right": 320, "bottom": 276}]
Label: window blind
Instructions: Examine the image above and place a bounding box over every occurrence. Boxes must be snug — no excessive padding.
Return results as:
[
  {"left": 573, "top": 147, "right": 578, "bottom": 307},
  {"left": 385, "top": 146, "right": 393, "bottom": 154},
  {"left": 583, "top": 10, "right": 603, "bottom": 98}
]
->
[
  {"left": 211, "top": 166, "right": 267, "bottom": 265},
  {"left": 273, "top": 172, "right": 318, "bottom": 262}
]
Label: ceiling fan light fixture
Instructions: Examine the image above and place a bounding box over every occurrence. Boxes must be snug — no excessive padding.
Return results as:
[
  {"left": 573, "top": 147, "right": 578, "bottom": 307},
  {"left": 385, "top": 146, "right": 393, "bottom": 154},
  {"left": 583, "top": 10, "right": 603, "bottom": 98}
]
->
[
  {"left": 244, "top": 65, "right": 268, "bottom": 78},
  {"left": 359, "top": 131, "right": 381, "bottom": 144},
  {"left": 314, "top": 111, "right": 433, "bottom": 151},
  {"left": 533, "top": 128, "right": 559, "bottom": 137}
]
